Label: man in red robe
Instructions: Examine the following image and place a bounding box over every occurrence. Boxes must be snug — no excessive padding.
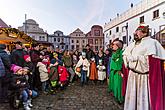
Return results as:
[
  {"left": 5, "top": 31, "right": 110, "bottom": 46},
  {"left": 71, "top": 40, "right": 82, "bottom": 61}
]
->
[{"left": 122, "top": 25, "right": 165, "bottom": 110}]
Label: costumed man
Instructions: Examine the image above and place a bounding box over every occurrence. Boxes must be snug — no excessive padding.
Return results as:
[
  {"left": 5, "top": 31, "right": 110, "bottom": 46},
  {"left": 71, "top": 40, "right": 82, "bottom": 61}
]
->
[
  {"left": 123, "top": 25, "right": 165, "bottom": 110},
  {"left": 108, "top": 40, "right": 124, "bottom": 103}
]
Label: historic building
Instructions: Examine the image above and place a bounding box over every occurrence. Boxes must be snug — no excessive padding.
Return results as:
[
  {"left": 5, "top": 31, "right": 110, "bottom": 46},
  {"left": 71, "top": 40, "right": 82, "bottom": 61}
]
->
[
  {"left": 86, "top": 25, "right": 104, "bottom": 51},
  {"left": 0, "top": 18, "right": 8, "bottom": 28},
  {"left": 69, "top": 28, "right": 87, "bottom": 51},
  {"left": 18, "top": 19, "right": 48, "bottom": 42},
  {"left": 48, "top": 30, "right": 70, "bottom": 50},
  {"left": 104, "top": 0, "right": 165, "bottom": 49}
]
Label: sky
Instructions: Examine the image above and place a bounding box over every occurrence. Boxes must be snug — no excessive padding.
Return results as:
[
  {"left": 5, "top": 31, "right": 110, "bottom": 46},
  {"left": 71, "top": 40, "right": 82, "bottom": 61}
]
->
[{"left": 0, "top": 0, "right": 140, "bottom": 35}]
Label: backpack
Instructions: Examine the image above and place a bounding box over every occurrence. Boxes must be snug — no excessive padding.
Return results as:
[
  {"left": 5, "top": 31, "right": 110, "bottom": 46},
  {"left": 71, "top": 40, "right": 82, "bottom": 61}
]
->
[{"left": 0, "top": 56, "right": 5, "bottom": 77}]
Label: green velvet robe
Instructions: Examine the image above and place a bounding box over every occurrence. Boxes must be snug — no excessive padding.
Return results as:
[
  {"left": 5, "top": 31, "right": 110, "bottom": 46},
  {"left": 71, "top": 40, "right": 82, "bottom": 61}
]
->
[{"left": 108, "top": 49, "right": 123, "bottom": 103}]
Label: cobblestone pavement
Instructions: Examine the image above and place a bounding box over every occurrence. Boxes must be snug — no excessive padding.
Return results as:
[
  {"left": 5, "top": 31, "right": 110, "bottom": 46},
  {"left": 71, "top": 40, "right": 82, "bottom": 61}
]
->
[{"left": 0, "top": 81, "right": 124, "bottom": 110}]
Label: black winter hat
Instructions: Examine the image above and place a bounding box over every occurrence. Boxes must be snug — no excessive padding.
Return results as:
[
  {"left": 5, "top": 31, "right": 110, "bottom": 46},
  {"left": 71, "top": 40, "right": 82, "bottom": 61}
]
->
[{"left": 0, "top": 44, "right": 6, "bottom": 49}]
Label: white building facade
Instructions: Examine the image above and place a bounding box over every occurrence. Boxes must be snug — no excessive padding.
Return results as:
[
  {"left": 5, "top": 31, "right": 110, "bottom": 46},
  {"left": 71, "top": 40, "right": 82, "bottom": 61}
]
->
[
  {"left": 18, "top": 19, "right": 48, "bottom": 42},
  {"left": 104, "top": 0, "right": 165, "bottom": 49}
]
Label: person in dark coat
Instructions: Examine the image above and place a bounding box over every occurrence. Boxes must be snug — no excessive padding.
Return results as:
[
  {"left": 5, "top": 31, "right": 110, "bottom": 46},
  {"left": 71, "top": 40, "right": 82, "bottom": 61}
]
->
[
  {"left": 29, "top": 43, "right": 42, "bottom": 91},
  {"left": 85, "top": 44, "right": 95, "bottom": 61},
  {"left": 0, "top": 44, "right": 11, "bottom": 103},
  {"left": 11, "top": 41, "right": 28, "bottom": 67}
]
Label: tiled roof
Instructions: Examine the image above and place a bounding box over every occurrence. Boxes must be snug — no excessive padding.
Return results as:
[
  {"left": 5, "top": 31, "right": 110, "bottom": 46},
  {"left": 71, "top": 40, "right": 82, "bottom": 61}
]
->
[{"left": 0, "top": 18, "right": 8, "bottom": 28}]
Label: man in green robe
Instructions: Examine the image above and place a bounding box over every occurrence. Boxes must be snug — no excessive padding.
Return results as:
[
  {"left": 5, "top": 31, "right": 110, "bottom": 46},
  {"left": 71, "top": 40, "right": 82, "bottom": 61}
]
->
[{"left": 108, "top": 40, "right": 124, "bottom": 103}]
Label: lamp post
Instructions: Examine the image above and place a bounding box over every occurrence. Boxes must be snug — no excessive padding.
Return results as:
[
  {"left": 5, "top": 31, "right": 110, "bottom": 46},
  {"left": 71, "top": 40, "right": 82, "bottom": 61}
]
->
[{"left": 125, "top": 23, "right": 128, "bottom": 46}]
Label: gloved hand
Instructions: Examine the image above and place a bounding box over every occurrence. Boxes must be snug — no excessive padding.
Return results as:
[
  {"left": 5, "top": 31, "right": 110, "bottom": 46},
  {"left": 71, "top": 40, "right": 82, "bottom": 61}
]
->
[{"left": 127, "top": 55, "right": 138, "bottom": 62}]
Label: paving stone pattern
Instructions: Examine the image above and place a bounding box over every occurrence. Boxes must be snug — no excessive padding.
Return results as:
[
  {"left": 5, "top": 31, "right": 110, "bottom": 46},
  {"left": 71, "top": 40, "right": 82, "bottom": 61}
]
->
[{"left": 0, "top": 81, "right": 124, "bottom": 110}]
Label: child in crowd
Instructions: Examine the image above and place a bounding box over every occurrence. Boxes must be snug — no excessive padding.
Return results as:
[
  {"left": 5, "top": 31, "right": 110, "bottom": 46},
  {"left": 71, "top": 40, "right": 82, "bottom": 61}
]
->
[
  {"left": 10, "top": 65, "right": 37, "bottom": 110},
  {"left": 24, "top": 55, "right": 34, "bottom": 89},
  {"left": 37, "top": 59, "right": 49, "bottom": 94},
  {"left": 76, "top": 52, "right": 90, "bottom": 86},
  {"left": 89, "top": 57, "right": 98, "bottom": 85},
  {"left": 49, "top": 59, "right": 59, "bottom": 92},
  {"left": 97, "top": 60, "right": 106, "bottom": 84},
  {"left": 58, "top": 66, "right": 69, "bottom": 90}
]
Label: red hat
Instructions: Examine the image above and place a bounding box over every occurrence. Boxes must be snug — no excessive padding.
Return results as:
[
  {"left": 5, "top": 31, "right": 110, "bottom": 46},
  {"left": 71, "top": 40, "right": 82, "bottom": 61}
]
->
[
  {"left": 136, "top": 25, "right": 149, "bottom": 33},
  {"left": 24, "top": 55, "right": 30, "bottom": 61}
]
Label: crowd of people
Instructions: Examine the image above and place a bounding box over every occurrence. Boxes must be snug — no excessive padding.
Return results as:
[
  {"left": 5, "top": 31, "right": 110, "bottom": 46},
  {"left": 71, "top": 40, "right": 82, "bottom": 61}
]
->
[{"left": 0, "top": 25, "right": 165, "bottom": 110}]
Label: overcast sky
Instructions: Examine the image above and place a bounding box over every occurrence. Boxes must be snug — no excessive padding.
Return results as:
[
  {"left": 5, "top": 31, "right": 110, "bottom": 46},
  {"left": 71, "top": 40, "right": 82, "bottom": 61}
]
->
[{"left": 0, "top": 0, "right": 140, "bottom": 35}]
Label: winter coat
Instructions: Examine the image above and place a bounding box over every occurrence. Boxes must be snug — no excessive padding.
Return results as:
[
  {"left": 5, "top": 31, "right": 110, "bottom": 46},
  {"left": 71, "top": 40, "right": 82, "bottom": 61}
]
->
[
  {"left": 11, "top": 49, "right": 28, "bottom": 67},
  {"left": 58, "top": 66, "right": 69, "bottom": 82},
  {"left": 96, "top": 54, "right": 105, "bottom": 66},
  {"left": 9, "top": 74, "right": 29, "bottom": 92},
  {"left": 37, "top": 62, "right": 49, "bottom": 82},
  {"left": 0, "top": 49, "right": 11, "bottom": 77},
  {"left": 62, "top": 55, "right": 73, "bottom": 68},
  {"left": 49, "top": 65, "right": 58, "bottom": 81},
  {"left": 75, "top": 56, "right": 90, "bottom": 77},
  {"left": 85, "top": 49, "right": 95, "bottom": 61},
  {"left": 29, "top": 50, "right": 41, "bottom": 66}
]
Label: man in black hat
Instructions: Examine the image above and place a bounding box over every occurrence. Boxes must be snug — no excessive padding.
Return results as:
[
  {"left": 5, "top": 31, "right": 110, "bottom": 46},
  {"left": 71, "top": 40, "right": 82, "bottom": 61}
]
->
[{"left": 0, "top": 44, "right": 11, "bottom": 103}]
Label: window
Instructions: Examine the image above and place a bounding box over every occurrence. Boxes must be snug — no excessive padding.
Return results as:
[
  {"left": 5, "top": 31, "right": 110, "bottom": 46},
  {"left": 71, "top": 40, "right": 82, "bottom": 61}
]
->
[
  {"left": 39, "top": 36, "right": 42, "bottom": 41},
  {"left": 95, "top": 46, "right": 98, "bottom": 51},
  {"left": 88, "top": 39, "right": 93, "bottom": 44},
  {"left": 153, "top": 10, "right": 159, "bottom": 19},
  {"left": 62, "top": 38, "right": 64, "bottom": 42},
  {"left": 123, "top": 36, "right": 126, "bottom": 44},
  {"left": 109, "top": 30, "right": 111, "bottom": 35},
  {"left": 94, "top": 30, "right": 100, "bottom": 36},
  {"left": 72, "top": 40, "right": 74, "bottom": 43},
  {"left": 140, "top": 16, "right": 144, "bottom": 23},
  {"left": 72, "top": 45, "right": 74, "bottom": 49},
  {"left": 77, "top": 40, "right": 79, "bottom": 43},
  {"left": 95, "top": 39, "right": 98, "bottom": 44},
  {"left": 62, "top": 45, "right": 64, "bottom": 49},
  {"left": 42, "top": 36, "right": 45, "bottom": 41},
  {"left": 66, "top": 45, "right": 68, "bottom": 49},
  {"left": 58, "top": 38, "right": 60, "bottom": 42},
  {"left": 116, "top": 27, "right": 119, "bottom": 32},
  {"left": 54, "top": 38, "right": 56, "bottom": 42},
  {"left": 76, "top": 45, "right": 79, "bottom": 49},
  {"left": 58, "top": 33, "right": 60, "bottom": 36},
  {"left": 83, "top": 40, "right": 85, "bottom": 43},
  {"left": 109, "top": 40, "right": 112, "bottom": 44},
  {"left": 122, "top": 26, "right": 125, "bottom": 32},
  {"left": 100, "top": 39, "right": 102, "bottom": 44},
  {"left": 32, "top": 36, "right": 35, "bottom": 39}
]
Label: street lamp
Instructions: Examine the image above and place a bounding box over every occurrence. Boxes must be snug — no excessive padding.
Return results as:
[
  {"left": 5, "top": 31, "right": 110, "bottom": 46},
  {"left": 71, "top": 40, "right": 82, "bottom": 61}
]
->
[{"left": 125, "top": 23, "right": 128, "bottom": 46}]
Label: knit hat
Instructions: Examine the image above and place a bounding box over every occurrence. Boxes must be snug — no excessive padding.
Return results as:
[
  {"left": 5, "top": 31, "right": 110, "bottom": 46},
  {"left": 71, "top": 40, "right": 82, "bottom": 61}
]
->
[
  {"left": 50, "top": 59, "right": 57, "bottom": 64},
  {"left": 0, "top": 44, "right": 6, "bottom": 49},
  {"left": 24, "top": 55, "right": 30, "bottom": 61},
  {"left": 11, "top": 64, "right": 22, "bottom": 73}
]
